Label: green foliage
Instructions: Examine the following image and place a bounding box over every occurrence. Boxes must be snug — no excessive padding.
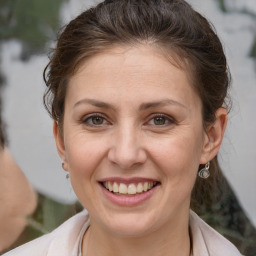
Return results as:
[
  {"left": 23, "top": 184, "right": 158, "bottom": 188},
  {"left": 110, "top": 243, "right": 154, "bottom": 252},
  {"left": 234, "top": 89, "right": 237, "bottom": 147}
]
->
[
  {"left": 214, "top": 0, "right": 256, "bottom": 61},
  {"left": 0, "top": 0, "right": 68, "bottom": 60},
  {"left": 250, "top": 37, "right": 256, "bottom": 59},
  {"left": 216, "top": 0, "right": 228, "bottom": 13},
  {"left": 193, "top": 175, "right": 256, "bottom": 256}
]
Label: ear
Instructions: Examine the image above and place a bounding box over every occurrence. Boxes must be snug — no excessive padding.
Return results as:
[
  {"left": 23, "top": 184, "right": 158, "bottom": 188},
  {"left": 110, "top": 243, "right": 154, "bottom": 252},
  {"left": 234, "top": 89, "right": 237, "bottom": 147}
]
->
[
  {"left": 53, "top": 122, "right": 68, "bottom": 171},
  {"left": 200, "top": 108, "right": 228, "bottom": 164}
]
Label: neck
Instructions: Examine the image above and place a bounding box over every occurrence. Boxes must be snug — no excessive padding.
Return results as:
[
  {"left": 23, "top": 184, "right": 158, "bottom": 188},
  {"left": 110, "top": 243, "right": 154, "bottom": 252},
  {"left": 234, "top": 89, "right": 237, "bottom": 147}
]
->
[{"left": 82, "top": 213, "right": 191, "bottom": 256}]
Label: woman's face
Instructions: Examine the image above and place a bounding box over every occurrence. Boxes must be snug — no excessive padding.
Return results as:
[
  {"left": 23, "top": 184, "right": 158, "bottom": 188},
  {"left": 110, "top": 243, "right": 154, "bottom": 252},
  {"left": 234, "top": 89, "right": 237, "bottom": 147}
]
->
[{"left": 55, "top": 45, "right": 210, "bottom": 236}]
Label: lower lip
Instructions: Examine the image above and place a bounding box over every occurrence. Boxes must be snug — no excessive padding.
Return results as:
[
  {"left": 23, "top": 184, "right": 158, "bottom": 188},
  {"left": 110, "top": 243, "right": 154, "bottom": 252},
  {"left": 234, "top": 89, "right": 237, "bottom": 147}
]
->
[{"left": 100, "top": 184, "right": 158, "bottom": 207}]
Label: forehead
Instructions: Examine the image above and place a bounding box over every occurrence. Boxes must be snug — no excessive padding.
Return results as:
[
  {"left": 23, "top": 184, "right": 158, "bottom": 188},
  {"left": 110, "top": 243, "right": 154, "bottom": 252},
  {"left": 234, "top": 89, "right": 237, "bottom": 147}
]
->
[
  {"left": 73, "top": 44, "right": 188, "bottom": 78},
  {"left": 66, "top": 45, "right": 201, "bottom": 109}
]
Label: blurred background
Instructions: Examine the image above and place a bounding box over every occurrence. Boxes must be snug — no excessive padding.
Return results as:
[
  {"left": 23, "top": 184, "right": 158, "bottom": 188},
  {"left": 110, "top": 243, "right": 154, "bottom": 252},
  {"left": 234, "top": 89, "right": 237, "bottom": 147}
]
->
[{"left": 0, "top": 0, "right": 255, "bottom": 254}]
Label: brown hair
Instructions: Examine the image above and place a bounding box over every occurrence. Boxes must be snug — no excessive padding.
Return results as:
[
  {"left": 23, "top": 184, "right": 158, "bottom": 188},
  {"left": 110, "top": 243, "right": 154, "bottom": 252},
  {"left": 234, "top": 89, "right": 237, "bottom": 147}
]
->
[{"left": 43, "top": 0, "right": 231, "bottom": 207}]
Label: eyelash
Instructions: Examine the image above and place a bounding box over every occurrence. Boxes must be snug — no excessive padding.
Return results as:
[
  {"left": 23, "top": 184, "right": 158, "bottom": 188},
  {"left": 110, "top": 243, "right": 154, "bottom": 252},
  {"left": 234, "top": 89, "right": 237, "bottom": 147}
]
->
[
  {"left": 81, "top": 113, "right": 176, "bottom": 128},
  {"left": 146, "top": 114, "right": 176, "bottom": 127},
  {"left": 81, "top": 113, "right": 109, "bottom": 127}
]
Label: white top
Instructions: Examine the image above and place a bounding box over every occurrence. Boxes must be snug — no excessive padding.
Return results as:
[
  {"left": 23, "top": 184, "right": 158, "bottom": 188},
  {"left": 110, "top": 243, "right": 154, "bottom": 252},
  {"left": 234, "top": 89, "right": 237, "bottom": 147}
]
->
[
  {"left": 3, "top": 210, "right": 243, "bottom": 256},
  {"left": 76, "top": 224, "right": 193, "bottom": 256}
]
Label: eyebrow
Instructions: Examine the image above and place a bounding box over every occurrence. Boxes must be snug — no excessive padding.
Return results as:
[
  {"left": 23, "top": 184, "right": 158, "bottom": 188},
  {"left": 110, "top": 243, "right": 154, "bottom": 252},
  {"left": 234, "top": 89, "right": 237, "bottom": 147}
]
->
[
  {"left": 73, "top": 98, "right": 187, "bottom": 110},
  {"left": 74, "top": 99, "right": 115, "bottom": 110},
  {"left": 139, "top": 99, "right": 187, "bottom": 110}
]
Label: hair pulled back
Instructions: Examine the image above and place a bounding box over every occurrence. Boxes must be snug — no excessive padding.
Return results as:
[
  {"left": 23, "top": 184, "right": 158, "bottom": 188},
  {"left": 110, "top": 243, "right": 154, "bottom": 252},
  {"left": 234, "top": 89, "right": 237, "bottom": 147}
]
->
[{"left": 43, "top": 0, "right": 231, "bottom": 207}]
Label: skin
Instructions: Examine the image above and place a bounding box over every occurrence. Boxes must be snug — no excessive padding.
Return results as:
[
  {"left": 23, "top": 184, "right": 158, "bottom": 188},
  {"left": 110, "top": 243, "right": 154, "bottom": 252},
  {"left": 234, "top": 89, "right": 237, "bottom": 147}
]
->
[
  {"left": 54, "top": 45, "right": 227, "bottom": 256},
  {"left": 0, "top": 147, "right": 37, "bottom": 252}
]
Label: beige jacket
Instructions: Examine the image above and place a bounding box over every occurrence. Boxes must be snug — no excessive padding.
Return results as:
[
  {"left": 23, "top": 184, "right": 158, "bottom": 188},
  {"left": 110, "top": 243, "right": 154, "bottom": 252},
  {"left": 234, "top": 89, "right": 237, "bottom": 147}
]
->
[{"left": 3, "top": 210, "right": 242, "bottom": 256}]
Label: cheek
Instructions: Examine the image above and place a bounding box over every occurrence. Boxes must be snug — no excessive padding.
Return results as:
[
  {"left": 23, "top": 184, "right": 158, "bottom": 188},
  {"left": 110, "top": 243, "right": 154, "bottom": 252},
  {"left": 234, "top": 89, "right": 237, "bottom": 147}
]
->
[
  {"left": 65, "top": 135, "right": 106, "bottom": 177},
  {"left": 148, "top": 132, "right": 203, "bottom": 179},
  {"left": 64, "top": 137, "right": 107, "bottom": 208}
]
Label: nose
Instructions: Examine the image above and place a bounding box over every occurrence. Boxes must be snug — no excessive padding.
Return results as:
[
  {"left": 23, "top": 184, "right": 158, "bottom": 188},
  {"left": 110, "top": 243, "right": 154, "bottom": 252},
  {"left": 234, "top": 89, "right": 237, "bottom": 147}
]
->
[{"left": 107, "top": 125, "right": 147, "bottom": 169}]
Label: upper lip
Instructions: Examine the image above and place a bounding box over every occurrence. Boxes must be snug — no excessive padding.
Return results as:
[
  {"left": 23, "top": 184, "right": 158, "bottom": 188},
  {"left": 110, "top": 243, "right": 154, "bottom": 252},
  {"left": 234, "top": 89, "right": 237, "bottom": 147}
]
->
[{"left": 98, "top": 177, "right": 160, "bottom": 184}]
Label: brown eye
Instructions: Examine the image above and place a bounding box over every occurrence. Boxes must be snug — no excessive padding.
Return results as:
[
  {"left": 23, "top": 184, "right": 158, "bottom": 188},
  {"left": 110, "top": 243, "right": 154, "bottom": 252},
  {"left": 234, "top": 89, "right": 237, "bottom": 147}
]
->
[
  {"left": 147, "top": 114, "right": 175, "bottom": 127},
  {"left": 82, "top": 114, "right": 108, "bottom": 126},
  {"left": 153, "top": 116, "right": 167, "bottom": 125},
  {"left": 91, "top": 116, "right": 104, "bottom": 125}
]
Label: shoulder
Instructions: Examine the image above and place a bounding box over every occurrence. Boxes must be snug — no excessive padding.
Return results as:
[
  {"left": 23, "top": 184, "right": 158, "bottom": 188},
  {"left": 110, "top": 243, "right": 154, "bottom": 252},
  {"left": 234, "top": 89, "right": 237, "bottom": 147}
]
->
[
  {"left": 3, "top": 210, "right": 89, "bottom": 256},
  {"left": 190, "top": 210, "right": 243, "bottom": 256}
]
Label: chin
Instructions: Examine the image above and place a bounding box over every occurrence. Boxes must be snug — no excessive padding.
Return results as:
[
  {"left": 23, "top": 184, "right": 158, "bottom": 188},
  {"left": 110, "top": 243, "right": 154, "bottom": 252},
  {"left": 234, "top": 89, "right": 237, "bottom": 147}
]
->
[{"left": 99, "top": 211, "right": 159, "bottom": 238}]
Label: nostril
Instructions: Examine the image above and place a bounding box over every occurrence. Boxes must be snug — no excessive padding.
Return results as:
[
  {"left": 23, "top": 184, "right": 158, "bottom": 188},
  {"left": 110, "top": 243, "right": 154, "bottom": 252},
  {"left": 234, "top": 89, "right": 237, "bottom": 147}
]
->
[{"left": 107, "top": 146, "right": 147, "bottom": 170}]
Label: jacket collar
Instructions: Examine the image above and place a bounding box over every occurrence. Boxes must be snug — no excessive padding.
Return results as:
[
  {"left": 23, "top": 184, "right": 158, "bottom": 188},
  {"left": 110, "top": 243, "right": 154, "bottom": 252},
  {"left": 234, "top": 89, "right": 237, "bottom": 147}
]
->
[
  {"left": 47, "top": 210, "right": 242, "bottom": 256},
  {"left": 190, "top": 210, "right": 242, "bottom": 256}
]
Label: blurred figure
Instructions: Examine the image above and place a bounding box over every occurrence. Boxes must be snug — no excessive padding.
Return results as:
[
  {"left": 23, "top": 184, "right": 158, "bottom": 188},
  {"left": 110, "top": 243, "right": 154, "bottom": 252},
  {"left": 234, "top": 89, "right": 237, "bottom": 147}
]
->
[{"left": 0, "top": 96, "right": 37, "bottom": 252}]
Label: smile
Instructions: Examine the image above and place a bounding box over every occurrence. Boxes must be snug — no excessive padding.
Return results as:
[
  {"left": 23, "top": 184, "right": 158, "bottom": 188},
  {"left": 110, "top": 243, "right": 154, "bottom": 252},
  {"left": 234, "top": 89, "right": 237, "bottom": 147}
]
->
[{"left": 101, "top": 181, "right": 160, "bottom": 196}]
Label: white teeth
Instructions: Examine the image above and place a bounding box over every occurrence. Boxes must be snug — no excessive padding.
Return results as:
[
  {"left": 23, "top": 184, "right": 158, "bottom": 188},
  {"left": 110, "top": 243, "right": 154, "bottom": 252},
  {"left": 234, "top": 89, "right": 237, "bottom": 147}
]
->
[
  {"left": 128, "top": 184, "right": 137, "bottom": 194},
  {"left": 103, "top": 181, "right": 157, "bottom": 195},
  {"left": 119, "top": 183, "right": 128, "bottom": 194},
  {"left": 104, "top": 182, "right": 108, "bottom": 189},
  {"left": 143, "top": 182, "right": 148, "bottom": 191},
  {"left": 137, "top": 183, "right": 144, "bottom": 193},
  {"left": 113, "top": 182, "right": 119, "bottom": 193},
  {"left": 108, "top": 182, "right": 113, "bottom": 192}
]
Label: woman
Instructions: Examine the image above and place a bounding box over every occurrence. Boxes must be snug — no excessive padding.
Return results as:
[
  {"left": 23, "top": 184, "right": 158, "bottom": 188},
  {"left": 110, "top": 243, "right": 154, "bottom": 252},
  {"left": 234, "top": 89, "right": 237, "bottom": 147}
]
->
[{"left": 4, "top": 0, "right": 243, "bottom": 255}]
